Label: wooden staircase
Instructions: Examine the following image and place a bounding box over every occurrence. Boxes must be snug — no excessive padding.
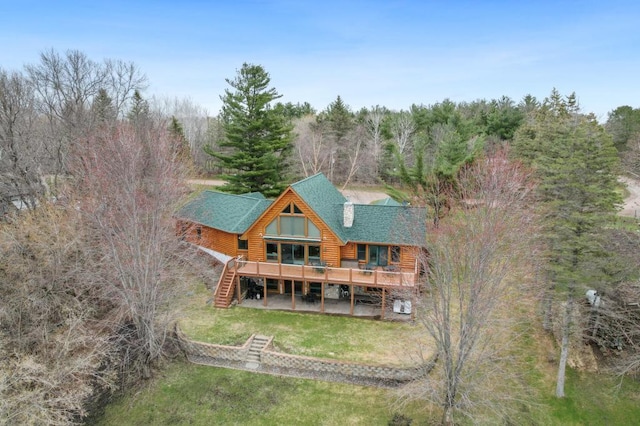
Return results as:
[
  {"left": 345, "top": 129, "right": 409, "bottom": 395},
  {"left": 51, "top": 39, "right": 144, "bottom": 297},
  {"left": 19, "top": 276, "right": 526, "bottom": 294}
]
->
[{"left": 213, "top": 258, "right": 237, "bottom": 308}]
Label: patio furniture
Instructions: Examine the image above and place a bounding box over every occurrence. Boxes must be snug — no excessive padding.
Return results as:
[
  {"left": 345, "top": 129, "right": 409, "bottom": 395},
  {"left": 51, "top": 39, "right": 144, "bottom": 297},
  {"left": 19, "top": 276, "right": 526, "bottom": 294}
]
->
[
  {"left": 360, "top": 263, "right": 375, "bottom": 275},
  {"left": 302, "top": 293, "right": 317, "bottom": 304},
  {"left": 311, "top": 260, "right": 327, "bottom": 273}
]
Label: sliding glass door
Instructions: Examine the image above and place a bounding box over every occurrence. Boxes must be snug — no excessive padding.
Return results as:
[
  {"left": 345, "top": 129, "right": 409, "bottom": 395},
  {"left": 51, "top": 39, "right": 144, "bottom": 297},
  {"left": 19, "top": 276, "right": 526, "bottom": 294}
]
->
[
  {"left": 281, "top": 243, "right": 305, "bottom": 264},
  {"left": 265, "top": 242, "right": 321, "bottom": 264}
]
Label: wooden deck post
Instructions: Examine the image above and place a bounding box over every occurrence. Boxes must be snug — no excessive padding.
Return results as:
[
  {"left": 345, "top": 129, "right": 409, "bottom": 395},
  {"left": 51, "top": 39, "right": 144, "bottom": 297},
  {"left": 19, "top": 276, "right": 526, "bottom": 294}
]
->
[
  {"left": 350, "top": 285, "right": 355, "bottom": 315},
  {"left": 320, "top": 283, "right": 325, "bottom": 313},
  {"left": 263, "top": 281, "right": 267, "bottom": 307},
  {"left": 291, "top": 281, "right": 296, "bottom": 310},
  {"left": 236, "top": 275, "right": 241, "bottom": 305},
  {"left": 381, "top": 288, "right": 386, "bottom": 320}
]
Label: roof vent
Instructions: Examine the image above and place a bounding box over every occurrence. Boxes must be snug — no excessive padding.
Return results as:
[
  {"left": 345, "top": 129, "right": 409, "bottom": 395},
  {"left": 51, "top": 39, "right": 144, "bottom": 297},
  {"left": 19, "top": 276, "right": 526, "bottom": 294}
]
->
[{"left": 343, "top": 201, "right": 354, "bottom": 228}]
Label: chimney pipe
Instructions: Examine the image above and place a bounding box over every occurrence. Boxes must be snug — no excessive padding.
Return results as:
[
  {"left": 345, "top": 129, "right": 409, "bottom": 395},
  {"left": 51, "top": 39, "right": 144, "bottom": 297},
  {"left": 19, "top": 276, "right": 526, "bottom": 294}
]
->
[{"left": 343, "top": 201, "right": 354, "bottom": 228}]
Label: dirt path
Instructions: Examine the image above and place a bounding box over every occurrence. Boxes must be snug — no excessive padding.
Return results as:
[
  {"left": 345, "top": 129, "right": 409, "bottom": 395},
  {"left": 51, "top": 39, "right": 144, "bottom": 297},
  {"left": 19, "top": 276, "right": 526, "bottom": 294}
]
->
[
  {"left": 340, "top": 188, "right": 389, "bottom": 204},
  {"left": 187, "top": 179, "right": 226, "bottom": 187},
  {"left": 620, "top": 176, "right": 640, "bottom": 218}
]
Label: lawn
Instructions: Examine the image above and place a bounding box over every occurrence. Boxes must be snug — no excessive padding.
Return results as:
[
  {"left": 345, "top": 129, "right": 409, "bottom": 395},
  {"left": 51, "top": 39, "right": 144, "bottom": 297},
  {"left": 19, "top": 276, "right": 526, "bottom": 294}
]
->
[
  {"left": 177, "top": 282, "right": 432, "bottom": 366},
  {"left": 544, "top": 368, "right": 640, "bottom": 426},
  {"left": 96, "top": 281, "right": 640, "bottom": 425},
  {"left": 96, "top": 362, "right": 431, "bottom": 426}
]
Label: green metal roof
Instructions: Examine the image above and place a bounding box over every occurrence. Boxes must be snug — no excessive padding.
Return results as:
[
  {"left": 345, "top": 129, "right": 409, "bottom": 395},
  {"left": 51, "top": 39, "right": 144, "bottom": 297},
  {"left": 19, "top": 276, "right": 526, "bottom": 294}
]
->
[
  {"left": 178, "top": 174, "right": 426, "bottom": 246},
  {"left": 176, "top": 190, "right": 272, "bottom": 234},
  {"left": 342, "top": 204, "right": 427, "bottom": 246},
  {"left": 291, "top": 173, "right": 426, "bottom": 246},
  {"left": 289, "top": 173, "right": 349, "bottom": 240},
  {"left": 370, "top": 197, "right": 402, "bottom": 206}
]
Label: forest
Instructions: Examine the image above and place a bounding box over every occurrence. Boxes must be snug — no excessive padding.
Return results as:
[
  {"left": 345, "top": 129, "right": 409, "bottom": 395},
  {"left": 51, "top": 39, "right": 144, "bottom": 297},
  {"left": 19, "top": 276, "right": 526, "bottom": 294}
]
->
[{"left": 2, "top": 50, "right": 640, "bottom": 424}]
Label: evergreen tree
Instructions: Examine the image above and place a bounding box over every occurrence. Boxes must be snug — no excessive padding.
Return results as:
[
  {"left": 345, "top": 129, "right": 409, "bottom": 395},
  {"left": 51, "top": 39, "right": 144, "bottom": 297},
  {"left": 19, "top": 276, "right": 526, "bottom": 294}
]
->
[
  {"left": 606, "top": 105, "right": 640, "bottom": 152},
  {"left": 273, "top": 101, "right": 315, "bottom": 119},
  {"left": 92, "top": 88, "right": 116, "bottom": 125},
  {"left": 169, "top": 115, "right": 191, "bottom": 164},
  {"left": 127, "top": 89, "right": 149, "bottom": 125},
  {"left": 485, "top": 96, "right": 524, "bottom": 140},
  {"left": 323, "top": 95, "right": 354, "bottom": 143},
  {"left": 513, "top": 89, "right": 621, "bottom": 397},
  {"left": 205, "top": 63, "right": 293, "bottom": 196}
]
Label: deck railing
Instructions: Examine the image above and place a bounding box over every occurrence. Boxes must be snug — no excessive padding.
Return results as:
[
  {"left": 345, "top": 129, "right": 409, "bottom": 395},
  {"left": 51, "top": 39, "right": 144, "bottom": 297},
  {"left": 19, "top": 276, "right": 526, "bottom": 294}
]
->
[{"left": 233, "top": 260, "right": 416, "bottom": 288}]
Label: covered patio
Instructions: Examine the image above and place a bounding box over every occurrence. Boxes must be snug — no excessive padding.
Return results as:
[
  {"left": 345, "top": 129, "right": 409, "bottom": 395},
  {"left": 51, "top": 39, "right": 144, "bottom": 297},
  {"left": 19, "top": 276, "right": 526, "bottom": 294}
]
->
[{"left": 238, "top": 293, "right": 415, "bottom": 321}]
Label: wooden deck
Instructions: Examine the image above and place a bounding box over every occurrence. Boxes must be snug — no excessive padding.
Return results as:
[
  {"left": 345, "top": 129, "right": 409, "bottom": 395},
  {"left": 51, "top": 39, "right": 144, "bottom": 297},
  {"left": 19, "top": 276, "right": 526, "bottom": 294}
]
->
[{"left": 233, "top": 260, "right": 417, "bottom": 289}]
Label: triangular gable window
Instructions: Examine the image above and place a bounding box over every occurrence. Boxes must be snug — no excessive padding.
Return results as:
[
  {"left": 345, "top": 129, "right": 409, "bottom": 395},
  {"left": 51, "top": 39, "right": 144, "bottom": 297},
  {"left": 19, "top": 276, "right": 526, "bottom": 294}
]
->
[
  {"left": 307, "top": 220, "right": 320, "bottom": 238},
  {"left": 265, "top": 203, "right": 320, "bottom": 239}
]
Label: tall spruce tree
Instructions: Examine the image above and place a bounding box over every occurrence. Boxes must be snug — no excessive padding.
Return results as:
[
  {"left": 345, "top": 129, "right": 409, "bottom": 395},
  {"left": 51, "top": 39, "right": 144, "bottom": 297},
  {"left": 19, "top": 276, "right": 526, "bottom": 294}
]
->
[
  {"left": 513, "top": 89, "right": 621, "bottom": 397},
  {"left": 205, "top": 63, "right": 293, "bottom": 196}
]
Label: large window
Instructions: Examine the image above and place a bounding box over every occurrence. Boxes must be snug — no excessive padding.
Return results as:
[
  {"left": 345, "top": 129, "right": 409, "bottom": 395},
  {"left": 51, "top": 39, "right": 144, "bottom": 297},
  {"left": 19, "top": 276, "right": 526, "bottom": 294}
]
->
[
  {"left": 266, "top": 242, "right": 278, "bottom": 261},
  {"left": 308, "top": 245, "right": 321, "bottom": 263},
  {"left": 265, "top": 202, "right": 320, "bottom": 238},
  {"left": 357, "top": 244, "right": 401, "bottom": 266},
  {"left": 391, "top": 246, "right": 401, "bottom": 263},
  {"left": 265, "top": 242, "right": 320, "bottom": 264}
]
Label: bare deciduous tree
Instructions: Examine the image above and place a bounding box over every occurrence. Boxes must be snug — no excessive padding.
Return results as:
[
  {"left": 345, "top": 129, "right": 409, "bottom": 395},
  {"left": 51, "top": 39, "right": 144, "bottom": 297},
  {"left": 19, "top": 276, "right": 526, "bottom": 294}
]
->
[
  {"left": 340, "top": 125, "right": 366, "bottom": 189},
  {"left": 390, "top": 110, "right": 415, "bottom": 156},
  {"left": 399, "top": 148, "right": 540, "bottom": 425},
  {"left": 293, "top": 116, "right": 331, "bottom": 177},
  {"left": 25, "top": 49, "right": 146, "bottom": 182},
  {"left": 0, "top": 68, "right": 46, "bottom": 213},
  {"left": 365, "top": 105, "right": 385, "bottom": 175},
  {"left": 104, "top": 58, "right": 148, "bottom": 118},
  {"left": 73, "top": 122, "right": 190, "bottom": 379},
  {"left": 150, "top": 96, "right": 210, "bottom": 168},
  {"left": 0, "top": 204, "right": 117, "bottom": 425}
]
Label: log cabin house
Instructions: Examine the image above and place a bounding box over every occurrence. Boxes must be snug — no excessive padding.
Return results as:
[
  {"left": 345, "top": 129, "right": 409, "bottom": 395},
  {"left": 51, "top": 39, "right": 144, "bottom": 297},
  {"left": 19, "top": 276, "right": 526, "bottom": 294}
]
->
[{"left": 176, "top": 173, "right": 427, "bottom": 319}]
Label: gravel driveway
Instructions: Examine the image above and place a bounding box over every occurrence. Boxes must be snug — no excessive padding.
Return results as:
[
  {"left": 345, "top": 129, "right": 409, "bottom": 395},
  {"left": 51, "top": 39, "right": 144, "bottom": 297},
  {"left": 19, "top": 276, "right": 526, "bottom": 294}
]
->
[{"left": 620, "top": 176, "right": 640, "bottom": 218}]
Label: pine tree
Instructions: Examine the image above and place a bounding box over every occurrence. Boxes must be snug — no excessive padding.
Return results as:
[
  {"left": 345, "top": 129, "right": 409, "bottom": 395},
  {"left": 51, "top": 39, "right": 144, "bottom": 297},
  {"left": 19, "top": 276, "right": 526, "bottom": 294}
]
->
[
  {"left": 92, "top": 88, "right": 116, "bottom": 125},
  {"left": 513, "top": 89, "right": 621, "bottom": 397},
  {"left": 205, "top": 63, "right": 293, "bottom": 196},
  {"left": 127, "top": 89, "right": 149, "bottom": 125},
  {"left": 169, "top": 116, "right": 192, "bottom": 165},
  {"left": 323, "top": 95, "right": 354, "bottom": 143}
]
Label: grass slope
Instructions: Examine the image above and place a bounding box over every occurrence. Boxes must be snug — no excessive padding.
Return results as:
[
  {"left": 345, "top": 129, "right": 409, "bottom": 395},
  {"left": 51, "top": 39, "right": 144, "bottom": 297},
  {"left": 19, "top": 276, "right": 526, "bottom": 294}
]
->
[{"left": 97, "top": 362, "right": 431, "bottom": 425}]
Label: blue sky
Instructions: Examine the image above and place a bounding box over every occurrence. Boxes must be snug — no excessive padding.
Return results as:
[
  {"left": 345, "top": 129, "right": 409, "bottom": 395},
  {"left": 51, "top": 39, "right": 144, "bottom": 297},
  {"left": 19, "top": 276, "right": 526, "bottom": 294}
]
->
[{"left": 2, "top": 0, "right": 639, "bottom": 121}]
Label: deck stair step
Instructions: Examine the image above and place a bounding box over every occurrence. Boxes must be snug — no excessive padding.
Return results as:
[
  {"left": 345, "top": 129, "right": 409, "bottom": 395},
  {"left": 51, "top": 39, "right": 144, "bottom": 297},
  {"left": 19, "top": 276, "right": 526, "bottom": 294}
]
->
[{"left": 213, "top": 260, "right": 237, "bottom": 308}]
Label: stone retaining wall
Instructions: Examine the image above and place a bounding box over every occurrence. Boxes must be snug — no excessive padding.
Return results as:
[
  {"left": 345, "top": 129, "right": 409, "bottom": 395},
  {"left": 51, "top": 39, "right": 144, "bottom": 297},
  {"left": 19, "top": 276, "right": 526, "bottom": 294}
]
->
[
  {"left": 175, "top": 325, "right": 434, "bottom": 387},
  {"left": 175, "top": 327, "right": 251, "bottom": 362},
  {"left": 261, "top": 349, "right": 423, "bottom": 382}
]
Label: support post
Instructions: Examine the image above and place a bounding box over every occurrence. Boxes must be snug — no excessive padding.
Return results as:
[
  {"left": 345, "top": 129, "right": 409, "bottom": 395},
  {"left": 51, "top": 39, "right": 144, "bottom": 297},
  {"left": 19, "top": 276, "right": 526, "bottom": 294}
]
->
[
  {"left": 350, "top": 285, "right": 355, "bottom": 315},
  {"left": 263, "top": 280, "right": 267, "bottom": 307},
  {"left": 236, "top": 275, "right": 242, "bottom": 305}
]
